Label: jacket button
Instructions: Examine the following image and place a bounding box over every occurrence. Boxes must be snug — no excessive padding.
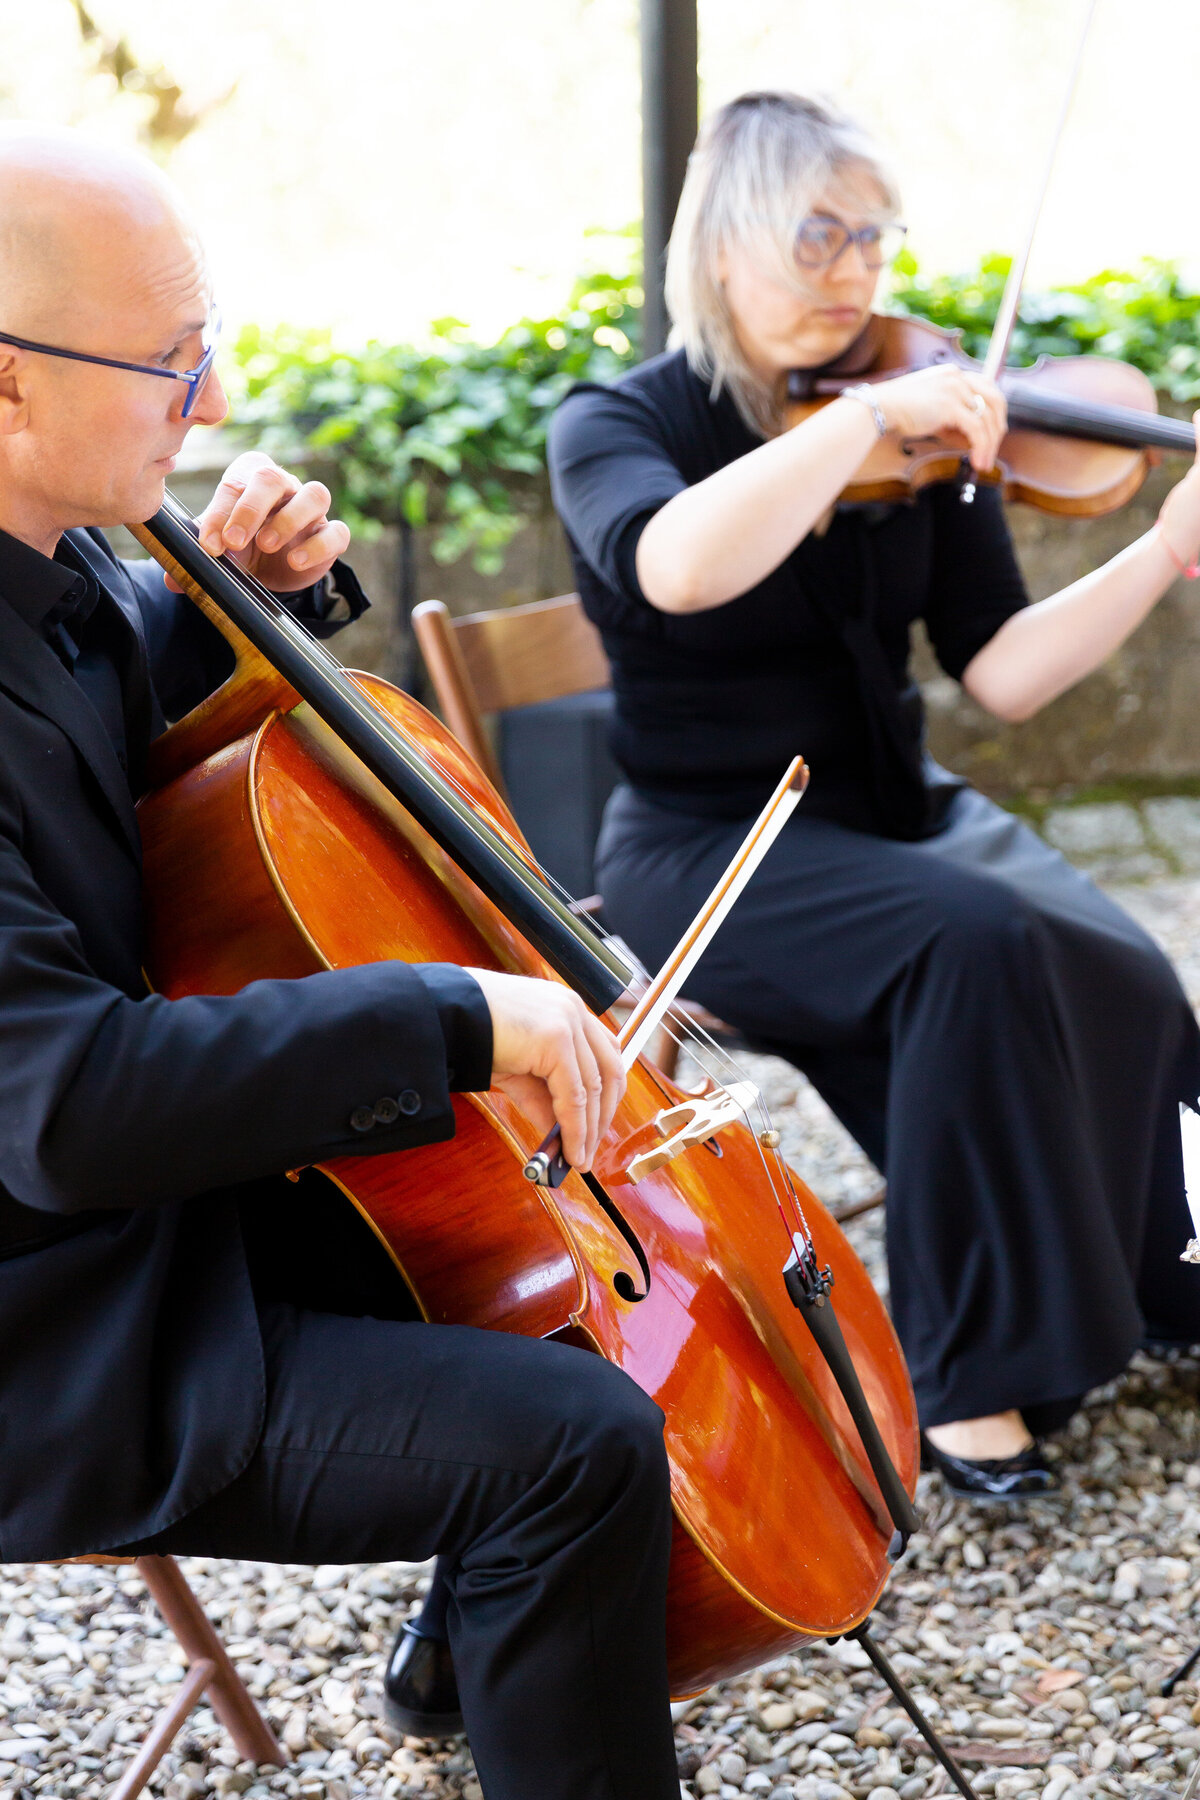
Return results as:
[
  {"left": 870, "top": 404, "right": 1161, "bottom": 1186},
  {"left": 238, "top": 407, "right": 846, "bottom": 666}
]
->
[
  {"left": 398, "top": 1089, "right": 422, "bottom": 1117},
  {"left": 349, "top": 1106, "right": 376, "bottom": 1133},
  {"left": 373, "top": 1096, "right": 400, "bottom": 1126}
]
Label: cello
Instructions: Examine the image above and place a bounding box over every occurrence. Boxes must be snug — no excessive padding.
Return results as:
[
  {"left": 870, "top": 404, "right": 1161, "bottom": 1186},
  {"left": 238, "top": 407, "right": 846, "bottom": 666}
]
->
[{"left": 130, "top": 493, "right": 924, "bottom": 1712}]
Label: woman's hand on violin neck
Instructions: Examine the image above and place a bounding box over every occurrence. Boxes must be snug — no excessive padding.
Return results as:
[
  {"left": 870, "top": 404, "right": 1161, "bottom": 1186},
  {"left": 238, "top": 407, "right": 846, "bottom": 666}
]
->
[
  {"left": 1157, "top": 411, "right": 1200, "bottom": 568},
  {"left": 466, "top": 968, "right": 626, "bottom": 1172},
  {"left": 179, "top": 450, "right": 352, "bottom": 594},
  {"left": 871, "top": 365, "right": 1007, "bottom": 472}
]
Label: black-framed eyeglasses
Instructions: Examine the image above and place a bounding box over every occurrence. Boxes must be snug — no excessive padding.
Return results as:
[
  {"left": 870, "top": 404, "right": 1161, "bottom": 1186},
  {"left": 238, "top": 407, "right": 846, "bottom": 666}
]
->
[
  {"left": 795, "top": 217, "right": 907, "bottom": 271},
  {"left": 0, "top": 302, "right": 222, "bottom": 419}
]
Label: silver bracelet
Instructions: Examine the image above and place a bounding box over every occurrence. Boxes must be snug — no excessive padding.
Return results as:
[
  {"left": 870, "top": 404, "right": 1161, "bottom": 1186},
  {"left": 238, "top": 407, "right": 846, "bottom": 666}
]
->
[{"left": 842, "top": 383, "right": 889, "bottom": 439}]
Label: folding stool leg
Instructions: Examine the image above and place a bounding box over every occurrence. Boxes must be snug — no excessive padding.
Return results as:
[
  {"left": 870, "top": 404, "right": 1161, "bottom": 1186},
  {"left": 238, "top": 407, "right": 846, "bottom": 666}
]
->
[
  {"left": 135, "top": 1556, "right": 284, "bottom": 1766},
  {"left": 109, "top": 1659, "right": 215, "bottom": 1800}
]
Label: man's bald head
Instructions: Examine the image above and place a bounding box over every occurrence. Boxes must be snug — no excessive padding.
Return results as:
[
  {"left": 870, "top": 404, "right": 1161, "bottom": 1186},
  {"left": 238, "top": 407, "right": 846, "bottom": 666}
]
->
[
  {"left": 0, "top": 125, "right": 225, "bottom": 550},
  {"left": 0, "top": 126, "right": 201, "bottom": 343}
]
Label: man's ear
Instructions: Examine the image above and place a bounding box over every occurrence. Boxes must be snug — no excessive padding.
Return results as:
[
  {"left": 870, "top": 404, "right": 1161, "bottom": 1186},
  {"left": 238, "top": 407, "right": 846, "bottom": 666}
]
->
[{"left": 0, "top": 348, "right": 30, "bottom": 434}]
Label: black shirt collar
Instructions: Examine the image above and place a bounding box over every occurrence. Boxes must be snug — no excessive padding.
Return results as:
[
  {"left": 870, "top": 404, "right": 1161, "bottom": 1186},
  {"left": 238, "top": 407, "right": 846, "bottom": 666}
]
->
[{"left": 0, "top": 525, "right": 99, "bottom": 639}]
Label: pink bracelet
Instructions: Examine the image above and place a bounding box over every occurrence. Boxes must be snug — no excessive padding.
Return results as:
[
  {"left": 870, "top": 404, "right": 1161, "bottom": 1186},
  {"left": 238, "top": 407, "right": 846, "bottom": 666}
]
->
[{"left": 1157, "top": 517, "right": 1200, "bottom": 580}]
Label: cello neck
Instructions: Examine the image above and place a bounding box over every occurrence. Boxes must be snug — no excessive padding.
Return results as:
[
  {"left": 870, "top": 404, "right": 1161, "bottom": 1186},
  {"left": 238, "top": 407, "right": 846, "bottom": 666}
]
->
[
  {"left": 1001, "top": 378, "right": 1195, "bottom": 455},
  {"left": 135, "top": 494, "right": 630, "bottom": 1014}
]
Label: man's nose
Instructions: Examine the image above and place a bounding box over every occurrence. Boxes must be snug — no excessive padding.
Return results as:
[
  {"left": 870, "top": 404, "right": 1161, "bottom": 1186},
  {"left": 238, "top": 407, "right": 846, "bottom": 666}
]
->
[{"left": 188, "top": 367, "right": 230, "bottom": 429}]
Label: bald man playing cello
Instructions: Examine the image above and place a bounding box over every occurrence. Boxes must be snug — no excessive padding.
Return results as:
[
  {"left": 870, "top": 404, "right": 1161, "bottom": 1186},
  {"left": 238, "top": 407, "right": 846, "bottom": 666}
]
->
[{"left": 0, "top": 125, "right": 681, "bottom": 1800}]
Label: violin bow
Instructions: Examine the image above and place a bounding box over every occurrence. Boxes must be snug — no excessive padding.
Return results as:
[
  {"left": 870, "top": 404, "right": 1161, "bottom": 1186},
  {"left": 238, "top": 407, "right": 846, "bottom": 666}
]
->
[{"left": 962, "top": 0, "right": 1100, "bottom": 500}]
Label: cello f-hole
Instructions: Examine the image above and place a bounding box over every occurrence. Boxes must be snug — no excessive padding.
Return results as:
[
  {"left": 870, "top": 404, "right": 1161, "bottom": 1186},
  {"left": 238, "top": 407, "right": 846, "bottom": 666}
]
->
[{"left": 580, "top": 1171, "right": 651, "bottom": 1301}]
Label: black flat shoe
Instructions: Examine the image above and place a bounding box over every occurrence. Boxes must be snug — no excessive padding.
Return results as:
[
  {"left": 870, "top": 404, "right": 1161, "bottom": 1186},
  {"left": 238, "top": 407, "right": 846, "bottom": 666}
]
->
[
  {"left": 383, "top": 1623, "right": 464, "bottom": 1737},
  {"left": 920, "top": 1432, "right": 1060, "bottom": 1503}
]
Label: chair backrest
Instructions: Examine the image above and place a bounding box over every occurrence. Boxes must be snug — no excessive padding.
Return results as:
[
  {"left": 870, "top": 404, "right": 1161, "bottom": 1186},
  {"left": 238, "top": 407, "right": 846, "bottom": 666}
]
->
[{"left": 412, "top": 594, "right": 610, "bottom": 796}]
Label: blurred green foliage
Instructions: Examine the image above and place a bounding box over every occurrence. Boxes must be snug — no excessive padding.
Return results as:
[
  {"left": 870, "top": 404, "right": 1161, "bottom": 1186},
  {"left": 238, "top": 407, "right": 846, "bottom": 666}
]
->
[
  {"left": 231, "top": 256, "right": 641, "bottom": 574},
  {"left": 891, "top": 251, "right": 1200, "bottom": 400},
  {"left": 230, "top": 251, "right": 1200, "bottom": 571}
]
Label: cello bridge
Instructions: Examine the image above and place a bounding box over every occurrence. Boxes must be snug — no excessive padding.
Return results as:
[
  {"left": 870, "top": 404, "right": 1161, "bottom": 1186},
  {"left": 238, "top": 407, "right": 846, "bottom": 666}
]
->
[{"left": 625, "top": 1080, "right": 759, "bottom": 1183}]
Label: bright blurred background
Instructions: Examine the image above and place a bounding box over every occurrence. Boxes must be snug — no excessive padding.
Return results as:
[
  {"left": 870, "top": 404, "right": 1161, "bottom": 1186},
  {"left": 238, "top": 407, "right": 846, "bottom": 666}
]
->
[
  {"left": 7, "top": 0, "right": 1200, "bottom": 820},
  {"left": 2, "top": 0, "right": 1197, "bottom": 341}
]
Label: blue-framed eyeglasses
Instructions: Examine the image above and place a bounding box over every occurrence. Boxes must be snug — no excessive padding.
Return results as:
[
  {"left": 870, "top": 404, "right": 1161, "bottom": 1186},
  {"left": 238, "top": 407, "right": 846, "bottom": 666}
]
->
[
  {"left": 0, "top": 302, "right": 222, "bottom": 419},
  {"left": 795, "top": 217, "right": 907, "bottom": 271}
]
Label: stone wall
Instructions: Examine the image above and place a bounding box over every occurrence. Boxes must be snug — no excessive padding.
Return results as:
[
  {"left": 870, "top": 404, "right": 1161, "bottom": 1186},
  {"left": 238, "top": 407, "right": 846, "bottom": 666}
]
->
[{"left": 146, "top": 440, "right": 1200, "bottom": 798}]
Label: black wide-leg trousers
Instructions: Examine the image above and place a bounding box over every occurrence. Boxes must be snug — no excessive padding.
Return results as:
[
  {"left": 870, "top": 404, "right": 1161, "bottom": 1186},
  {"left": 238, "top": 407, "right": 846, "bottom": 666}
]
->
[
  {"left": 597, "top": 782, "right": 1200, "bottom": 1429},
  {"left": 127, "top": 1299, "right": 680, "bottom": 1800}
]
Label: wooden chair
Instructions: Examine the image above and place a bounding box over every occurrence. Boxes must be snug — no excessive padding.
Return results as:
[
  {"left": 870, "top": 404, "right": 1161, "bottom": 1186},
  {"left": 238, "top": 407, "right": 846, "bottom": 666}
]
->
[
  {"left": 413, "top": 593, "right": 610, "bottom": 795},
  {"left": 35, "top": 1554, "right": 284, "bottom": 1799},
  {"left": 412, "top": 594, "right": 742, "bottom": 1079}
]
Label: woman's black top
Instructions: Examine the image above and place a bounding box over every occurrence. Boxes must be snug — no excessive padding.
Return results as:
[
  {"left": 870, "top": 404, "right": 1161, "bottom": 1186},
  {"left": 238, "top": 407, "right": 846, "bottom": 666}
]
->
[{"left": 547, "top": 347, "right": 1030, "bottom": 838}]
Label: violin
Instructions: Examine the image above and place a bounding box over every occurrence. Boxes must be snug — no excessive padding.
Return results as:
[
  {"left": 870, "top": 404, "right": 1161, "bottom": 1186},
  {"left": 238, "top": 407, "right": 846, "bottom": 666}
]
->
[
  {"left": 786, "top": 3, "right": 1194, "bottom": 521},
  {"left": 130, "top": 495, "right": 921, "bottom": 1699},
  {"left": 787, "top": 310, "right": 1196, "bottom": 518}
]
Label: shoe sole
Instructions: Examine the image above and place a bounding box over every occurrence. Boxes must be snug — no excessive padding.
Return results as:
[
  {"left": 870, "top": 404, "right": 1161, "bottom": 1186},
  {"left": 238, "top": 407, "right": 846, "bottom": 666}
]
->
[
  {"left": 932, "top": 1477, "right": 1062, "bottom": 1505},
  {"left": 920, "top": 1457, "right": 1062, "bottom": 1504},
  {"left": 919, "top": 1445, "right": 1062, "bottom": 1504},
  {"left": 382, "top": 1693, "right": 466, "bottom": 1738}
]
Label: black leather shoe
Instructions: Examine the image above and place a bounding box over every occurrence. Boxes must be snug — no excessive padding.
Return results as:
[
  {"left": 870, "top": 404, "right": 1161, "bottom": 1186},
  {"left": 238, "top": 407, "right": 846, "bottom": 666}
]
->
[
  {"left": 920, "top": 1433, "right": 1060, "bottom": 1502},
  {"left": 383, "top": 1624, "right": 464, "bottom": 1737}
]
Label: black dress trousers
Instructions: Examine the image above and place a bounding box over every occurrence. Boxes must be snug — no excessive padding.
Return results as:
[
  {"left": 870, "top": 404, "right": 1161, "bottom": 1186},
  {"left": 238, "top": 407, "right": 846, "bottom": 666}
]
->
[
  {"left": 126, "top": 1299, "right": 679, "bottom": 1800},
  {"left": 597, "top": 782, "right": 1200, "bottom": 1430}
]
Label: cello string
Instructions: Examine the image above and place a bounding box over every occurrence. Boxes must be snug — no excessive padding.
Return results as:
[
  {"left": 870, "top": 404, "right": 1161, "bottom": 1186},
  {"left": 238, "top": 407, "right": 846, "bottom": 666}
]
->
[
  {"left": 395, "top": 734, "right": 747, "bottom": 1058},
  {"left": 336, "top": 694, "right": 798, "bottom": 1173},
  {"left": 164, "top": 501, "right": 825, "bottom": 1268},
  {"left": 348, "top": 660, "right": 818, "bottom": 1250},
  {"left": 659, "top": 1003, "right": 817, "bottom": 1251},
  {"left": 410, "top": 743, "right": 819, "bottom": 1253}
]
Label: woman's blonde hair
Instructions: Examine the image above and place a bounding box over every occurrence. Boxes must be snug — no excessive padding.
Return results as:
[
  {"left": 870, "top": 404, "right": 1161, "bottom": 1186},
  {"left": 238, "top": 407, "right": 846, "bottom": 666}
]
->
[{"left": 665, "top": 91, "right": 900, "bottom": 437}]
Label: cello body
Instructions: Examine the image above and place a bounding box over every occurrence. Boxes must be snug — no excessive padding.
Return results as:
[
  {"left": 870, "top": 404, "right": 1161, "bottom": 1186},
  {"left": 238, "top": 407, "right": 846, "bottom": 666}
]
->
[{"left": 138, "top": 670, "right": 918, "bottom": 1697}]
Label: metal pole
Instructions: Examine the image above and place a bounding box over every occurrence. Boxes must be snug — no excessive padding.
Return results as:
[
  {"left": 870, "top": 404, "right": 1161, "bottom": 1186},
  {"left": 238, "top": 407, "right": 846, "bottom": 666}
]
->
[
  {"left": 849, "top": 1627, "right": 979, "bottom": 1800},
  {"left": 640, "top": 0, "right": 698, "bottom": 359}
]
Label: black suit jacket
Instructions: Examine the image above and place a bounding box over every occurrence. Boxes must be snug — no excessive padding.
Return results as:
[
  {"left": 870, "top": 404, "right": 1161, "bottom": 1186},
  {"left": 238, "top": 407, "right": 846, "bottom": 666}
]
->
[{"left": 0, "top": 529, "right": 490, "bottom": 1560}]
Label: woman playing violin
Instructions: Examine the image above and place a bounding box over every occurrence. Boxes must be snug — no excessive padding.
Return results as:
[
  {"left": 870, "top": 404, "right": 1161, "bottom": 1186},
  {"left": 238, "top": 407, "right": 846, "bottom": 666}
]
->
[{"left": 547, "top": 90, "right": 1200, "bottom": 1500}]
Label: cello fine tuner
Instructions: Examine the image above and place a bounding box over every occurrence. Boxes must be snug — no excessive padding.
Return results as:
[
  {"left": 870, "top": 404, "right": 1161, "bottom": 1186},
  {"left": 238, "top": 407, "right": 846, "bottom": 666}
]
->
[
  {"left": 759, "top": 1128, "right": 781, "bottom": 1149},
  {"left": 1181, "top": 1237, "right": 1200, "bottom": 1265}
]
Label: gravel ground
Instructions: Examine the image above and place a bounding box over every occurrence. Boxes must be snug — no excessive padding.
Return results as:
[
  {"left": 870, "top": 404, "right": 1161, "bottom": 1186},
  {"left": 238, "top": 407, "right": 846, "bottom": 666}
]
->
[{"left": 2, "top": 873, "right": 1199, "bottom": 1800}]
